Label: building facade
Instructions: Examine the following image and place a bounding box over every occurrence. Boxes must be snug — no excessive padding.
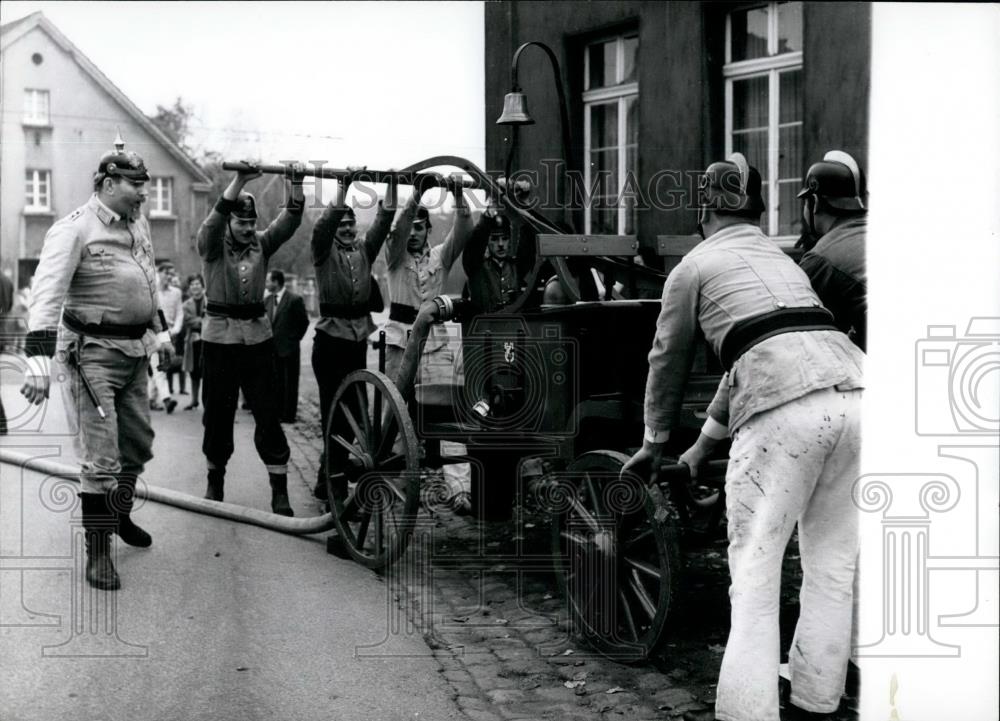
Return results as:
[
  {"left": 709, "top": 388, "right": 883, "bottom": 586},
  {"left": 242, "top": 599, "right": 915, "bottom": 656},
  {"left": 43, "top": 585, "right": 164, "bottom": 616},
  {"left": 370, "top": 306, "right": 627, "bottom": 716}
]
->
[
  {"left": 484, "top": 1, "right": 870, "bottom": 254},
  {"left": 0, "top": 12, "right": 211, "bottom": 291}
]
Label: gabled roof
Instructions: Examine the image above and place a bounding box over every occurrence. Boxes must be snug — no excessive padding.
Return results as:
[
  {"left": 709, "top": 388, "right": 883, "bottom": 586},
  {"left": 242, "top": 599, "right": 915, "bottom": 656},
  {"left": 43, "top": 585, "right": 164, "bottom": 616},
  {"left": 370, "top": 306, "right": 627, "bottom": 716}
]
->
[{"left": 1, "top": 11, "right": 211, "bottom": 188}]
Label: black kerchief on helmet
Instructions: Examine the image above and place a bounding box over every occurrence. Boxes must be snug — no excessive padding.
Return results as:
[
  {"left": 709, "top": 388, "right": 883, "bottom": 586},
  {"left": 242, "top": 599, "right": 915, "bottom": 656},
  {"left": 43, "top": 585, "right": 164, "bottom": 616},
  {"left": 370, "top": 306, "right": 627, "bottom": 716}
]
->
[
  {"left": 797, "top": 150, "right": 867, "bottom": 212},
  {"left": 699, "top": 152, "right": 766, "bottom": 215},
  {"left": 232, "top": 192, "right": 258, "bottom": 220}
]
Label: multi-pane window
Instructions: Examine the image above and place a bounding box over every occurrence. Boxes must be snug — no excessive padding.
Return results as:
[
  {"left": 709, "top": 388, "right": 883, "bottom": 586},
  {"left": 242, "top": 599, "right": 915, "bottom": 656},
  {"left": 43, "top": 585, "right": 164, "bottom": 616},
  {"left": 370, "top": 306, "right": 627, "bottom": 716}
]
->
[
  {"left": 149, "top": 177, "right": 173, "bottom": 216},
  {"left": 23, "top": 89, "right": 50, "bottom": 125},
  {"left": 724, "top": 2, "right": 803, "bottom": 238},
  {"left": 25, "top": 170, "right": 51, "bottom": 211},
  {"left": 583, "top": 32, "right": 638, "bottom": 235}
]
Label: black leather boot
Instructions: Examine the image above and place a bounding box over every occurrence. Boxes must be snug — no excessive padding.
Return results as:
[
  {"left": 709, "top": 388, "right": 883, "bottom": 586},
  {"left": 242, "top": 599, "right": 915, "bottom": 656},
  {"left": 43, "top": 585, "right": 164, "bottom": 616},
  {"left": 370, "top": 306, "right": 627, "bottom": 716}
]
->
[
  {"left": 204, "top": 467, "right": 225, "bottom": 502},
  {"left": 269, "top": 474, "right": 294, "bottom": 517},
  {"left": 79, "top": 493, "right": 120, "bottom": 591},
  {"left": 109, "top": 476, "right": 152, "bottom": 547}
]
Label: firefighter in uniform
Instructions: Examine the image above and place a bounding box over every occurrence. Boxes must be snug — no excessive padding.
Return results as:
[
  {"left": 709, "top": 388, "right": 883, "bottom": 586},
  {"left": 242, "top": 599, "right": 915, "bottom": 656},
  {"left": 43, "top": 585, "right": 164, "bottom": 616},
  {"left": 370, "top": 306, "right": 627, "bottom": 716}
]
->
[
  {"left": 624, "top": 154, "right": 864, "bottom": 721},
  {"left": 21, "top": 137, "right": 174, "bottom": 591},
  {"left": 797, "top": 150, "right": 868, "bottom": 352},
  {"left": 309, "top": 171, "right": 434, "bottom": 500},
  {"left": 197, "top": 163, "right": 305, "bottom": 515},
  {"left": 383, "top": 178, "right": 473, "bottom": 512}
]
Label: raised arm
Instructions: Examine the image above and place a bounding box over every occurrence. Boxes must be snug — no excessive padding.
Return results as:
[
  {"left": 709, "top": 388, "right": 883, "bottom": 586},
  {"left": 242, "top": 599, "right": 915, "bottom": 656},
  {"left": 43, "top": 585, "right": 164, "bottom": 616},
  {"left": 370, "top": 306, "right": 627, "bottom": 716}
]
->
[
  {"left": 197, "top": 163, "right": 263, "bottom": 260},
  {"left": 370, "top": 173, "right": 403, "bottom": 266},
  {"left": 377, "top": 172, "right": 440, "bottom": 266},
  {"left": 439, "top": 182, "right": 472, "bottom": 272},
  {"left": 260, "top": 164, "right": 306, "bottom": 258},
  {"left": 462, "top": 208, "right": 493, "bottom": 279},
  {"left": 312, "top": 171, "right": 357, "bottom": 266}
]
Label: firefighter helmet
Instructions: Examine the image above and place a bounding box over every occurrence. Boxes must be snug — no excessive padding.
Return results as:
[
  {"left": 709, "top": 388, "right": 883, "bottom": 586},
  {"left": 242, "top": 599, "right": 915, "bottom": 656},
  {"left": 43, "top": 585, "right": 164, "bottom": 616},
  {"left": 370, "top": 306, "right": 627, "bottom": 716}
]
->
[
  {"left": 95, "top": 131, "right": 149, "bottom": 183},
  {"left": 699, "top": 152, "right": 765, "bottom": 215},
  {"left": 232, "top": 192, "right": 258, "bottom": 221},
  {"left": 797, "top": 150, "right": 867, "bottom": 211},
  {"left": 487, "top": 211, "right": 512, "bottom": 237}
]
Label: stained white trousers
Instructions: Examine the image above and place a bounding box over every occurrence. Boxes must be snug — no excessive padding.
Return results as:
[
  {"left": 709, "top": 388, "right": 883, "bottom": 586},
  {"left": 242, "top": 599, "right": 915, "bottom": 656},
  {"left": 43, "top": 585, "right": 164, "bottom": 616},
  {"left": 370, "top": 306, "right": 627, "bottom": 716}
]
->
[{"left": 715, "top": 386, "right": 862, "bottom": 721}]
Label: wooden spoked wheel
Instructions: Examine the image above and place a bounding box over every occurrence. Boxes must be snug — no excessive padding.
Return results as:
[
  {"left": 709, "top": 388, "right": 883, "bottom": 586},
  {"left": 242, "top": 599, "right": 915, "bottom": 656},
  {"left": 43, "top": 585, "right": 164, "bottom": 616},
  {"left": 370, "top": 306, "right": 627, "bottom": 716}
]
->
[
  {"left": 550, "top": 450, "right": 680, "bottom": 662},
  {"left": 324, "top": 370, "right": 420, "bottom": 569}
]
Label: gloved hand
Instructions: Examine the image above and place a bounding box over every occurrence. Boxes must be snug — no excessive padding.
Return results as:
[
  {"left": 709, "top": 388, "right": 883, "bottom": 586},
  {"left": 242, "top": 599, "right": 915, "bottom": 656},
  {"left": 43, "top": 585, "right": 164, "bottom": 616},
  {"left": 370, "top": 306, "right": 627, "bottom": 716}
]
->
[{"left": 20, "top": 355, "right": 51, "bottom": 405}]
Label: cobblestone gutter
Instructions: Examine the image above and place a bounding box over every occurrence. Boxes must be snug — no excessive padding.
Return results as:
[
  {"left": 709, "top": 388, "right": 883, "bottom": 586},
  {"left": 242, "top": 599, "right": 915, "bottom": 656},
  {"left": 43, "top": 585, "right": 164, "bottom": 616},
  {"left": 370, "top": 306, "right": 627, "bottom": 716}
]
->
[{"left": 285, "top": 396, "right": 859, "bottom": 721}]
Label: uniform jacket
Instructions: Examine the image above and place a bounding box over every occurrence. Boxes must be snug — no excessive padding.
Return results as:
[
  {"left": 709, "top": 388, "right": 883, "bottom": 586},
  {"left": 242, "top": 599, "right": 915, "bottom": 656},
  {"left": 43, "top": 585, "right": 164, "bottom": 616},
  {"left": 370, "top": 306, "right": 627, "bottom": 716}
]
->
[
  {"left": 28, "top": 194, "right": 162, "bottom": 357},
  {"left": 461, "top": 213, "right": 533, "bottom": 313},
  {"left": 644, "top": 222, "right": 864, "bottom": 433},
  {"left": 197, "top": 198, "right": 303, "bottom": 345},
  {"left": 799, "top": 216, "right": 867, "bottom": 351},
  {"left": 385, "top": 204, "right": 472, "bottom": 350},
  {"left": 266, "top": 289, "right": 309, "bottom": 357},
  {"left": 311, "top": 202, "right": 392, "bottom": 342}
]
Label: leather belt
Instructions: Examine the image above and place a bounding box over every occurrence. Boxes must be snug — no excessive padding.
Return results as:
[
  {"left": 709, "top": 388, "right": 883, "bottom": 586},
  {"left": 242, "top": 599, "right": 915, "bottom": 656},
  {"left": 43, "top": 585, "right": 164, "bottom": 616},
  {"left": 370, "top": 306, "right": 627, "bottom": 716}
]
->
[
  {"left": 206, "top": 301, "right": 265, "bottom": 320},
  {"left": 720, "top": 307, "right": 838, "bottom": 371},
  {"left": 320, "top": 302, "right": 368, "bottom": 319},
  {"left": 62, "top": 310, "right": 148, "bottom": 339},
  {"left": 388, "top": 303, "right": 418, "bottom": 324}
]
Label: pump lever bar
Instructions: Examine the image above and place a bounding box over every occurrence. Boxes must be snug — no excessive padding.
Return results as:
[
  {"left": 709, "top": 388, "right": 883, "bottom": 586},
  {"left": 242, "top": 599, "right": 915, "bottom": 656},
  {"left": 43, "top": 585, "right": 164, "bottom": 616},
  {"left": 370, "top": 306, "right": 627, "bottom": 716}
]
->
[{"left": 221, "top": 162, "right": 481, "bottom": 190}]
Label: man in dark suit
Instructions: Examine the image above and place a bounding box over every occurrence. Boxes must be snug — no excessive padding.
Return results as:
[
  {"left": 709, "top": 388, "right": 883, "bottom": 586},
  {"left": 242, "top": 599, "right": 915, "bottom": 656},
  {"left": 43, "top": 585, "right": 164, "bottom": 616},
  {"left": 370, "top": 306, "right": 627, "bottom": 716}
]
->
[{"left": 265, "top": 269, "right": 309, "bottom": 423}]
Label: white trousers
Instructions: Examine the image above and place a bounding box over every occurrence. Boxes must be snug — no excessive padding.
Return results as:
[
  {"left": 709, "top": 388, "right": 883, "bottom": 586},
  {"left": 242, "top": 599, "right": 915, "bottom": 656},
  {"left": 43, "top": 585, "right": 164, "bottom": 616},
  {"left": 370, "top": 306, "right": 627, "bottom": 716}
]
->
[
  {"left": 385, "top": 333, "right": 469, "bottom": 495},
  {"left": 715, "top": 386, "right": 862, "bottom": 721},
  {"left": 147, "top": 352, "right": 171, "bottom": 402}
]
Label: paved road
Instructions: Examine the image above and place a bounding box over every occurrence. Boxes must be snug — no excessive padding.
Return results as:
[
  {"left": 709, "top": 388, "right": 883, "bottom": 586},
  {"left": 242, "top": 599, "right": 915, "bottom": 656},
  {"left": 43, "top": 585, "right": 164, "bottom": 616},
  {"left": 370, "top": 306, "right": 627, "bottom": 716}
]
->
[{"left": 0, "top": 350, "right": 462, "bottom": 721}]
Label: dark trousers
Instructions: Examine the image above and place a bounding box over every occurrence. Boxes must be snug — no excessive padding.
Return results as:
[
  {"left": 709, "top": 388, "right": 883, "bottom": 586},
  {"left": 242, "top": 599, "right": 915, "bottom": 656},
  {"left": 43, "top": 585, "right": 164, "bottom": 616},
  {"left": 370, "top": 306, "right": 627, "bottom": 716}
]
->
[
  {"left": 274, "top": 349, "right": 301, "bottom": 422},
  {"left": 202, "top": 339, "right": 290, "bottom": 473},
  {"left": 311, "top": 332, "right": 368, "bottom": 477},
  {"left": 167, "top": 331, "right": 186, "bottom": 393}
]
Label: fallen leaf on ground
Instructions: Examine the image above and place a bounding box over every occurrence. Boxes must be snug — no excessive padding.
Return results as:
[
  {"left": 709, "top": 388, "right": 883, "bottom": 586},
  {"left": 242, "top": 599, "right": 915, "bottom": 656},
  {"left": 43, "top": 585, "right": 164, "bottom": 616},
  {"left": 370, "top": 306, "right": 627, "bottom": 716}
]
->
[
  {"left": 606, "top": 686, "right": 625, "bottom": 694},
  {"left": 564, "top": 680, "right": 586, "bottom": 689}
]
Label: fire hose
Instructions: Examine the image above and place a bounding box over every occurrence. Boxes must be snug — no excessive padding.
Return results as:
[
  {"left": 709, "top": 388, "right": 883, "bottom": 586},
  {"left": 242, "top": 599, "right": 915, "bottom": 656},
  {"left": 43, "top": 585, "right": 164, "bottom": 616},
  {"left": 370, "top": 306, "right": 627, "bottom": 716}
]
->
[{"left": 0, "top": 448, "right": 336, "bottom": 535}]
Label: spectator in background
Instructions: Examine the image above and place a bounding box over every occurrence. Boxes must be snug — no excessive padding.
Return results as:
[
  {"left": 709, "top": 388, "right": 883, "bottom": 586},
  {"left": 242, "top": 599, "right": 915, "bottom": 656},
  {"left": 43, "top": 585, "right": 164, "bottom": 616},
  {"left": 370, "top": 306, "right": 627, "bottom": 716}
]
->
[
  {"left": 265, "top": 269, "right": 309, "bottom": 423},
  {"left": 156, "top": 263, "right": 185, "bottom": 396},
  {"left": 181, "top": 274, "right": 207, "bottom": 410},
  {"left": 146, "top": 265, "right": 178, "bottom": 414}
]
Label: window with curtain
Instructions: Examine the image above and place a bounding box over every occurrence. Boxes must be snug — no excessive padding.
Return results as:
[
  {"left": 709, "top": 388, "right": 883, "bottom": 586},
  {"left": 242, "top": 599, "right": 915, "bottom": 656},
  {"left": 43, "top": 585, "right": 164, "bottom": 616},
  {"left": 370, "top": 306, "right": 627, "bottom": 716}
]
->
[
  {"left": 725, "top": 2, "right": 803, "bottom": 238},
  {"left": 149, "top": 177, "right": 173, "bottom": 216},
  {"left": 25, "top": 169, "right": 51, "bottom": 211},
  {"left": 583, "top": 32, "right": 638, "bottom": 235}
]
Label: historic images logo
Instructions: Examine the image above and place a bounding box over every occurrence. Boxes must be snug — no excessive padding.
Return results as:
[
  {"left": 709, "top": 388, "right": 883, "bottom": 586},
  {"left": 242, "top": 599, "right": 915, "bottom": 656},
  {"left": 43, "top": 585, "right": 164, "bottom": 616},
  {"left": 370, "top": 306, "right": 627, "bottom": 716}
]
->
[{"left": 853, "top": 317, "right": 999, "bottom": 659}]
